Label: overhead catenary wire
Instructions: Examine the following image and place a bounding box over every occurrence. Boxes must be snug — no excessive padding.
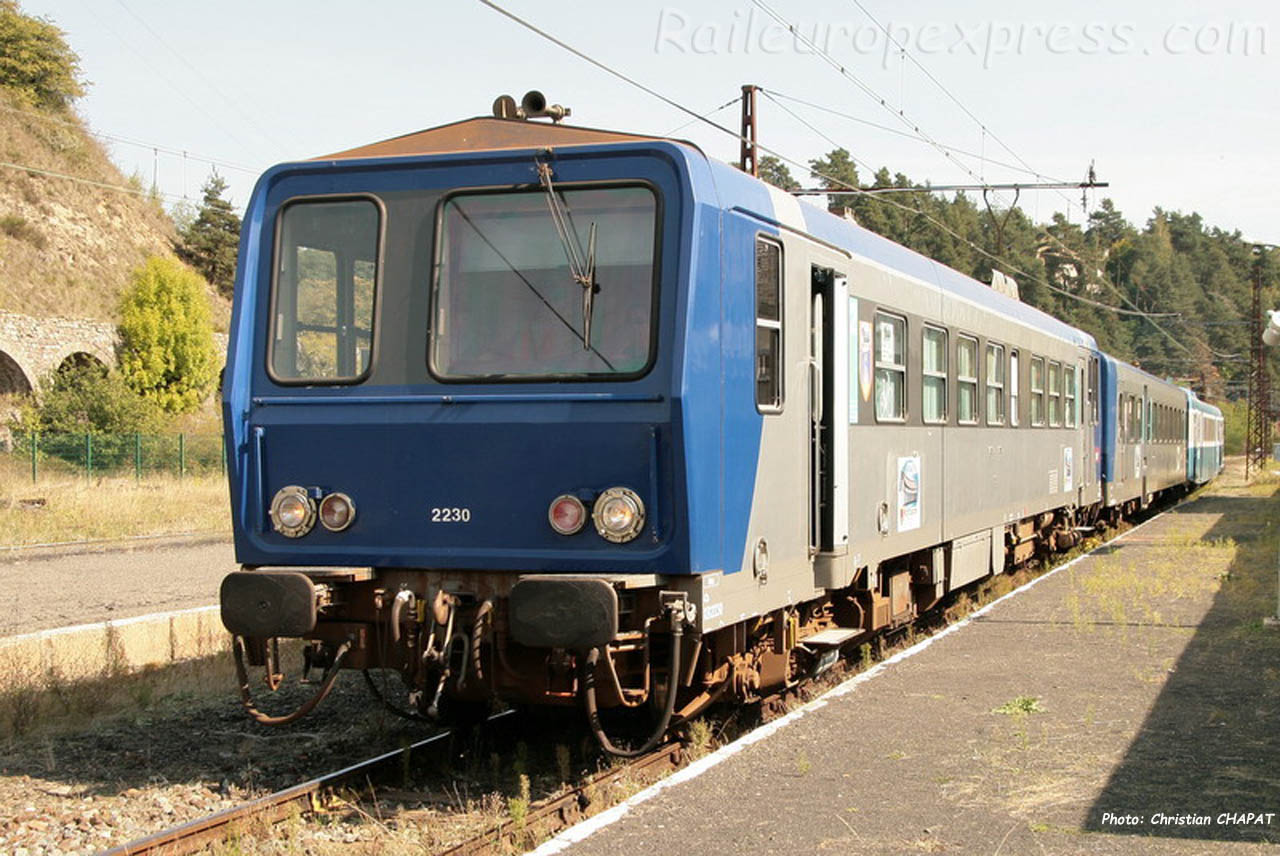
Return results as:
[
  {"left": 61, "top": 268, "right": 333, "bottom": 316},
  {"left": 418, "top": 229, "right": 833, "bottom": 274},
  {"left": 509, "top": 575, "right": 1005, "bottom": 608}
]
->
[
  {"left": 748, "top": 0, "right": 1020, "bottom": 212},
  {"left": 473, "top": 0, "right": 1214, "bottom": 329},
  {"left": 111, "top": 0, "right": 292, "bottom": 159},
  {"left": 662, "top": 97, "right": 741, "bottom": 138},
  {"left": 760, "top": 91, "right": 1177, "bottom": 319},
  {"left": 845, "top": 0, "right": 1082, "bottom": 217},
  {"left": 761, "top": 88, "right": 1048, "bottom": 181},
  {"left": 71, "top": 0, "right": 266, "bottom": 160}
]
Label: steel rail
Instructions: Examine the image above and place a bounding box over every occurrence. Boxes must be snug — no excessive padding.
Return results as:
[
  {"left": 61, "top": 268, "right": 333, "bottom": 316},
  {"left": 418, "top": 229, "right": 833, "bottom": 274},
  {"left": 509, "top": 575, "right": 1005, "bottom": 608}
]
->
[
  {"left": 100, "top": 711, "right": 514, "bottom": 856},
  {"left": 438, "top": 740, "right": 685, "bottom": 856}
]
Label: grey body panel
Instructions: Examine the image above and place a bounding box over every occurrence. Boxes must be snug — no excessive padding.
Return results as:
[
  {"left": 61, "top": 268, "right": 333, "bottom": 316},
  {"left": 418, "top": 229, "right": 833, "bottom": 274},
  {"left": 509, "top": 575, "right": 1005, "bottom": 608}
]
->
[{"left": 683, "top": 193, "right": 1125, "bottom": 635}]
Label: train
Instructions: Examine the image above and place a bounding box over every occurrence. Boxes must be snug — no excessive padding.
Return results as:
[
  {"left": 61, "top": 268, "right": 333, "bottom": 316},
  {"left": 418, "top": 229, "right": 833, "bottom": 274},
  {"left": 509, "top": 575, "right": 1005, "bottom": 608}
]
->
[{"left": 217, "top": 97, "right": 1224, "bottom": 752}]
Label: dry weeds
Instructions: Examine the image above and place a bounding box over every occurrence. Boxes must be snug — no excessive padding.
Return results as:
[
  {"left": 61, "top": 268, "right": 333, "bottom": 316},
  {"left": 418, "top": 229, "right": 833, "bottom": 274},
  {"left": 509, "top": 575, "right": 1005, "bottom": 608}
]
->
[{"left": 0, "top": 472, "right": 229, "bottom": 545}]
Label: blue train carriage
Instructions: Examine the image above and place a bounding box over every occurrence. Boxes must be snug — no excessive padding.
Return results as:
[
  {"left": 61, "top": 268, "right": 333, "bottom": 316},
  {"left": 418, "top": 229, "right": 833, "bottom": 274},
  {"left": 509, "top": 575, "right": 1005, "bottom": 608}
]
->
[
  {"left": 217, "top": 111, "right": 1109, "bottom": 739},
  {"left": 1099, "top": 356, "right": 1190, "bottom": 514},
  {"left": 1185, "top": 389, "right": 1225, "bottom": 483}
]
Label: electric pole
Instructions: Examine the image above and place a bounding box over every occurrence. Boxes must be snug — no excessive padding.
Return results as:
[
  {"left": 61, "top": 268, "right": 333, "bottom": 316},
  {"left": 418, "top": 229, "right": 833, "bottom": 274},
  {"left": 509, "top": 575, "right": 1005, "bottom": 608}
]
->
[
  {"left": 739, "top": 84, "right": 758, "bottom": 177},
  {"left": 1246, "top": 247, "right": 1272, "bottom": 480}
]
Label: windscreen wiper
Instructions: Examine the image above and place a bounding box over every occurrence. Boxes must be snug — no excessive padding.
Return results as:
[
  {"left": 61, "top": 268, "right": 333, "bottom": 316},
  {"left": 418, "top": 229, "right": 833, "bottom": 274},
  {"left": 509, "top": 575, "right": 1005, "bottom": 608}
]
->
[{"left": 537, "top": 160, "right": 599, "bottom": 350}]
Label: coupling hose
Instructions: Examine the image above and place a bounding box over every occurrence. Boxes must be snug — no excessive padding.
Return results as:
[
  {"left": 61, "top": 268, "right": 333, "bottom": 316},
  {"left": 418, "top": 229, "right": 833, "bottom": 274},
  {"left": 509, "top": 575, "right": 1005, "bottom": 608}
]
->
[{"left": 582, "top": 616, "right": 683, "bottom": 757}]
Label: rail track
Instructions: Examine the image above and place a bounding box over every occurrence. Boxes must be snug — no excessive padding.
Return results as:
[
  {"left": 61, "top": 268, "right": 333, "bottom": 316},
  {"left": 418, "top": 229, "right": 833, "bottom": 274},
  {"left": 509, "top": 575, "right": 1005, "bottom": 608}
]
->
[
  {"left": 98, "top": 718, "right": 473, "bottom": 856},
  {"left": 99, "top": 706, "right": 683, "bottom": 856},
  {"left": 98, "top": 499, "right": 1183, "bottom": 856}
]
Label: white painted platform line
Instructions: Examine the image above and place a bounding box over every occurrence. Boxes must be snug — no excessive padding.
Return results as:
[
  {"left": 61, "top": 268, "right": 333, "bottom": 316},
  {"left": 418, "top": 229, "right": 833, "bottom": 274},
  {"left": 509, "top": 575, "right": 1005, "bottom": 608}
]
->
[
  {"left": 0, "top": 604, "right": 219, "bottom": 647},
  {"left": 529, "top": 513, "right": 1166, "bottom": 855}
]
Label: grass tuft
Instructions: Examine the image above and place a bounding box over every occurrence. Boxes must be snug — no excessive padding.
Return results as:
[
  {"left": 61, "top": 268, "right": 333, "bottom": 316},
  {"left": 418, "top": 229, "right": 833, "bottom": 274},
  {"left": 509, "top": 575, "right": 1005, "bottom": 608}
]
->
[{"left": 993, "top": 695, "right": 1044, "bottom": 717}]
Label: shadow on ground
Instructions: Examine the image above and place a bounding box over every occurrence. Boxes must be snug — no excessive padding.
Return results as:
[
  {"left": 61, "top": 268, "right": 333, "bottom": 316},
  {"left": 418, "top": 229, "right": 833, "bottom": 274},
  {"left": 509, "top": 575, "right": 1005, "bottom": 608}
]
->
[
  {"left": 1084, "top": 489, "right": 1280, "bottom": 843},
  {"left": 0, "top": 653, "right": 443, "bottom": 796}
]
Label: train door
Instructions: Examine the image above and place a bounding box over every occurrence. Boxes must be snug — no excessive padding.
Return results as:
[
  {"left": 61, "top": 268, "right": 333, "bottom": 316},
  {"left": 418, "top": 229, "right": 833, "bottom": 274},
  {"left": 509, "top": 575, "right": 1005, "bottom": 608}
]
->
[
  {"left": 1190, "top": 409, "right": 1202, "bottom": 482},
  {"left": 1140, "top": 384, "right": 1149, "bottom": 504},
  {"left": 1080, "top": 360, "right": 1092, "bottom": 492},
  {"left": 810, "top": 267, "right": 849, "bottom": 577}
]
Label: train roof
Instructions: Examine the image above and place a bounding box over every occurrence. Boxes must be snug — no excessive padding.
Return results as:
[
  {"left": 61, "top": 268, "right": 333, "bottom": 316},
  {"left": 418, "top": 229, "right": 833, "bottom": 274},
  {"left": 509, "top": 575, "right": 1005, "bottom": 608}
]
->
[
  {"left": 319, "top": 116, "right": 699, "bottom": 160},
  {"left": 1183, "top": 387, "right": 1223, "bottom": 416},
  {"left": 1102, "top": 351, "right": 1185, "bottom": 389}
]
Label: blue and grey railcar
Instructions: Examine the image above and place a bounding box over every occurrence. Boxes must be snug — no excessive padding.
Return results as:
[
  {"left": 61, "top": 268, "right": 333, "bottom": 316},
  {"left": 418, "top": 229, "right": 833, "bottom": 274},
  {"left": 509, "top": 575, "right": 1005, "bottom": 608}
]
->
[
  {"left": 1099, "top": 357, "right": 1191, "bottom": 513},
  {"left": 217, "top": 110, "right": 1221, "bottom": 747},
  {"left": 1186, "top": 389, "right": 1225, "bottom": 484}
]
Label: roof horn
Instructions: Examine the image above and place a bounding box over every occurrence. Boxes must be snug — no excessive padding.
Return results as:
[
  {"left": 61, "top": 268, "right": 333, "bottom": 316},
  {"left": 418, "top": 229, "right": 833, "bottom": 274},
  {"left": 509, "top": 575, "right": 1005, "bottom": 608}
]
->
[{"left": 492, "top": 91, "right": 571, "bottom": 123}]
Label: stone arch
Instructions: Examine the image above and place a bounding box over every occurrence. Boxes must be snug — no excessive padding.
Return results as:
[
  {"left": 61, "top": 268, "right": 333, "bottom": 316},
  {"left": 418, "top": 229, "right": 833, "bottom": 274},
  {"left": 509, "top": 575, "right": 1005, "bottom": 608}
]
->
[
  {"left": 57, "top": 351, "right": 109, "bottom": 376},
  {"left": 0, "top": 350, "right": 33, "bottom": 397}
]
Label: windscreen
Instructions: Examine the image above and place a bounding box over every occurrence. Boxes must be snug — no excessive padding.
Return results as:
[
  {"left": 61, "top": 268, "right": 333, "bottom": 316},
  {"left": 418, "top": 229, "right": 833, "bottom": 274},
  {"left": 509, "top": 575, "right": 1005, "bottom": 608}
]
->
[{"left": 432, "top": 185, "right": 657, "bottom": 380}]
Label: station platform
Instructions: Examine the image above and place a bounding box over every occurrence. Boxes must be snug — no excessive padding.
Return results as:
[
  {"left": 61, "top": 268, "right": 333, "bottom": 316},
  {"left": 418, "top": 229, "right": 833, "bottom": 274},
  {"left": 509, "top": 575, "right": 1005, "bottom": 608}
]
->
[{"left": 543, "top": 479, "right": 1280, "bottom": 854}]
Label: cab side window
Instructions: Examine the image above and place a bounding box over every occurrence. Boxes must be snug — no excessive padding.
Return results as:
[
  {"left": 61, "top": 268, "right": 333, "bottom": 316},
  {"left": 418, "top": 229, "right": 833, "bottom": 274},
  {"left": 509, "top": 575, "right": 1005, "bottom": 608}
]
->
[{"left": 755, "top": 238, "right": 783, "bottom": 412}]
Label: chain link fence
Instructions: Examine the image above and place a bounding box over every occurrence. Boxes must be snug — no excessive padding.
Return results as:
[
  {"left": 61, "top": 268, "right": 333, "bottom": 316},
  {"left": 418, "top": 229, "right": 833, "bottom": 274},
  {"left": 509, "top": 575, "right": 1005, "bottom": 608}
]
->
[{"left": 3, "top": 432, "right": 225, "bottom": 483}]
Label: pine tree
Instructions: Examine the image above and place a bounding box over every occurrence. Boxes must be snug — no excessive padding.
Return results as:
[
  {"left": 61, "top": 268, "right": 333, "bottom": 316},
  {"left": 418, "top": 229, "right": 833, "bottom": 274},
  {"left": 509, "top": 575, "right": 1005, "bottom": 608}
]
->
[
  {"left": 757, "top": 155, "right": 800, "bottom": 191},
  {"left": 808, "top": 149, "right": 861, "bottom": 214},
  {"left": 176, "top": 172, "right": 241, "bottom": 298}
]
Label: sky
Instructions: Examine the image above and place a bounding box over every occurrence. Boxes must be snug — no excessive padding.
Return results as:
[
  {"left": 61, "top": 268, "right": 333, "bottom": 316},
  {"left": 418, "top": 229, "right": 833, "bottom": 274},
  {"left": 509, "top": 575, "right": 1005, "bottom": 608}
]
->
[{"left": 18, "top": 0, "right": 1279, "bottom": 243}]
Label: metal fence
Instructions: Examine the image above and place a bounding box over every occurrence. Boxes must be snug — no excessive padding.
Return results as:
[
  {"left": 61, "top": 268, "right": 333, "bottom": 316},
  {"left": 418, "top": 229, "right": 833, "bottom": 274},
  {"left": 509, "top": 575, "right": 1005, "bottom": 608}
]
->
[{"left": 4, "top": 432, "right": 226, "bottom": 483}]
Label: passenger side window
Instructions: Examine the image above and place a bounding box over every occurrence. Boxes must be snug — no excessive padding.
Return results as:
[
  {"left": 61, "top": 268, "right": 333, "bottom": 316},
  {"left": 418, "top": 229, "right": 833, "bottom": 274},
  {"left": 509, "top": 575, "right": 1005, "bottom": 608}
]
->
[
  {"left": 1065, "top": 364, "right": 1078, "bottom": 428},
  {"left": 874, "top": 312, "right": 906, "bottom": 421},
  {"left": 922, "top": 325, "right": 947, "bottom": 424},
  {"left": 1030, "top": 356, "right": 1045, "bottom": 426},
  {"left": 1048, "top": 361, "right": 1062, "bottom": 426},
  {"left": 1009, "top": 350, "right": 1020, "bottom": 427},
  {"left": 986, "top": 343, "right": 1005, "bottom": 425},
  {"left": 957, "top": 335, "right": 978, "bottom": 424},
  {"left": 755, "top": 238, "right": 783, "bottom": 412}
]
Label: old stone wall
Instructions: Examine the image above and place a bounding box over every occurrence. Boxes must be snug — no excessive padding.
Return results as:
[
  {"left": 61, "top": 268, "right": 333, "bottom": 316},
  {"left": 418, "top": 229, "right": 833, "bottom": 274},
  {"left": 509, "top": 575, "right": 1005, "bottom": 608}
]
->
[{"left": 0, "top": 310, "right": 228, "bottom": 395}]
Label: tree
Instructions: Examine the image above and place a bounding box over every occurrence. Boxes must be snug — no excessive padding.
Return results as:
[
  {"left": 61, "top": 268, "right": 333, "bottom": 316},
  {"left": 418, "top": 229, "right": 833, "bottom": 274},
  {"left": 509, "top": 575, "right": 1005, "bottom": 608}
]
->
[
  {"left": 118, "top": 256, "right": 218, "bottom": 414},
  {"left": 0, "top": 1, "right": 85, "bottom": 111},
  {"left": 808, "top": 148, "right": 861, "bottom": 214},
  {"left": 176, "top": 172, "right": 241, "bottom": 298},
  {"left": 757, "top": 155, "right": 800, "bottom": 191}
]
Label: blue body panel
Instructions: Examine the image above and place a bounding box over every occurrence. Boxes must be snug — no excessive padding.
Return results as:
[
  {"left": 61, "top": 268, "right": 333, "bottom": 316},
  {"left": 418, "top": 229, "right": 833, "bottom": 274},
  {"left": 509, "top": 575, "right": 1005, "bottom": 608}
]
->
[
  {"left": 224, "top": 141, "right": 766, "bottom": 577},
  {"left": 1099, "top": 354, "right": 1120, "bottom": 484}
]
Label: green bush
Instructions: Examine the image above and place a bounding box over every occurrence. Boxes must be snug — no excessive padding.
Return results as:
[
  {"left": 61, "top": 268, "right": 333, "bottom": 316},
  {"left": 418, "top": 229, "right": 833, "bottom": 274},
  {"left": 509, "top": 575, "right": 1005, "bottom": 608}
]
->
[
  {"left": 118, "top": 256, "right": 218, "bottom": 414},
  {"left": 14, "top": 363, "right": 162, "bottom": 434},
  {"left": 0, "top": 1, "right": 85, "bottom": 111}
]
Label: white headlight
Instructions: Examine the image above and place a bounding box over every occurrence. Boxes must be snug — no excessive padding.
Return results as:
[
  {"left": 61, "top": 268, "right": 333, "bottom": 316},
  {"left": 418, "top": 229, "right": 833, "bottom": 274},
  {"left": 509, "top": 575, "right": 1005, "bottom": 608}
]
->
[
  {"left": 592, "top": 487, "right": 645, "bottom": 543},
  {"left": 270, "top": 485, "right": 316, "bottom": 538}
]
